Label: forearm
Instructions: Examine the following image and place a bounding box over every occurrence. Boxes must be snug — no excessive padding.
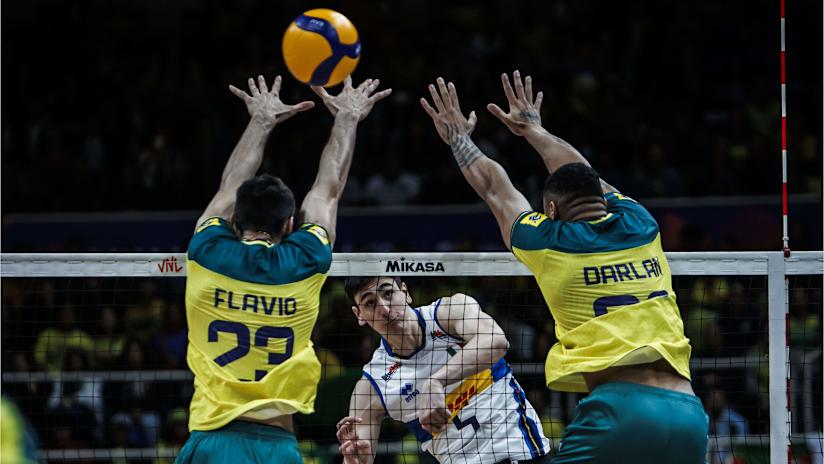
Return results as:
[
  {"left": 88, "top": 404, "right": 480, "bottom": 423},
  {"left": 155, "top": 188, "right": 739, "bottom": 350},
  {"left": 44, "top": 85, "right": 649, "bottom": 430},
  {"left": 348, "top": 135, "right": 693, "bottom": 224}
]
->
[
  {"left": 450, "top": 134, "right": 507, "bottom": 197},
  {"left": 522, "top": 126, "right": 590, "bottom": 174},
  {"left": 311, "top": 112, "right": 359, "bottom": 198},
  {"left": 219, "top": 117, "right": 273, "bottom": 188},
  {"left": 429, "top": 334, "right": 507, "bottom": 385}
]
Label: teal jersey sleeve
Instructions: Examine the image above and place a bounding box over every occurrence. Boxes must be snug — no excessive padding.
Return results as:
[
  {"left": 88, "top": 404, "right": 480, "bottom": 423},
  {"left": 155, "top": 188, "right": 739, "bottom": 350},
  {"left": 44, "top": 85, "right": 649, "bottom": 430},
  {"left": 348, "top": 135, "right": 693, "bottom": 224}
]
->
[
  {"left": 604, "top": 192, "right": 658, "bottom": 226},
  {"left": 510, "top": 197, "right": 659, "bottom": 254},
  {"left": 188, "top": 217, "right": 333, "bottom": 284},
  {"left": 511, "top": 211, "right": 557, "bottom": 251}
]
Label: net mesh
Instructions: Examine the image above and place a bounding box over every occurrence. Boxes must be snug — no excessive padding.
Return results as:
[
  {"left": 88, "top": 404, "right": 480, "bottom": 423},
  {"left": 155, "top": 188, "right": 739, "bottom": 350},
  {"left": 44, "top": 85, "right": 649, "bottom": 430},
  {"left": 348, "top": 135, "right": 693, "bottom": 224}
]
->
[{"left": 1, "top": 253, "right": 821, "bottom": 463}]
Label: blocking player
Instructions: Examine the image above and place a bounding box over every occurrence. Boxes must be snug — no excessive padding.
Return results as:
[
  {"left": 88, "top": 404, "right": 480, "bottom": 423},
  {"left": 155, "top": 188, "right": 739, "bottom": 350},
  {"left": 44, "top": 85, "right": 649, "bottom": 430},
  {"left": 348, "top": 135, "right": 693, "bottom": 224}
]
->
[
  {"left": 420, "top": 73, "right": 708, "bottom": 463},
  {"left": 336, "top": 276, "right": 551, "bottom": 464},
  {"left": 176, "top": 74, "right": 390, "bottom": 464}
]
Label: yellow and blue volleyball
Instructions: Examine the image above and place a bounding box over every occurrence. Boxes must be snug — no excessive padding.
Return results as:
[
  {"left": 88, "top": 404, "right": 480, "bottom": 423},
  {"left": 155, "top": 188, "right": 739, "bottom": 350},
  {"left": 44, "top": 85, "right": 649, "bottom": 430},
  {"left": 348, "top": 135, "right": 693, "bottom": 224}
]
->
[{"left": 282, "top": 9, "right": 361, "bottom": 87}]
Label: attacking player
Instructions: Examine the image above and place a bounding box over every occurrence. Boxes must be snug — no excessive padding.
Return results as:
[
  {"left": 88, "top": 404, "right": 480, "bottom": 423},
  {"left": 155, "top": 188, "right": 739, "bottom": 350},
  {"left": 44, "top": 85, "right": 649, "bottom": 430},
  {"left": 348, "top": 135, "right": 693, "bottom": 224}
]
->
[
  {"left": 336, "top": 276, "right": 551, "bottom": 464},
  {"left": 420, "top": 73, "right": 708, "bottom": 463},
  {"left": 176, "top": 74, "right": 390, "bottom": 463}
]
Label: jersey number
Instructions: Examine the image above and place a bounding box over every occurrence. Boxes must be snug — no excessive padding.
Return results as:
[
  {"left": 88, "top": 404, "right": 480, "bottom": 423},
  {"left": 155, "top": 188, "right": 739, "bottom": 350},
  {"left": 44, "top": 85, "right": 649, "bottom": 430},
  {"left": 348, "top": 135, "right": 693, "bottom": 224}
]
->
[
  {"left": 208, "top": 320, "right": 294, "bottom": 381},
  {"left": 593, "top": 290, "right": 668, "bottom": 317},
  {"left": 452, "top": 414, "right": 480, "bottom": 432}
]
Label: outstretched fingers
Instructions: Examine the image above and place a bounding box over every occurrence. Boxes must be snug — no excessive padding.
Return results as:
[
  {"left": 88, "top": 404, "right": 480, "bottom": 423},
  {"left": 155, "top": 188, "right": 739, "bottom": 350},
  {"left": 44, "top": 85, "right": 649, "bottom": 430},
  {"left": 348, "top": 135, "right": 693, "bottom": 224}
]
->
[
  {"left": 524, "top": 75, "right": 533, "bottom": 102},
  {"left": 513, "top": 70, "right": 525, "bottom": 100},
  {"left": 228, "top": 85, "right": 250, "bottom": 101},
  {"left": 368, "top": 88, "right": 392, "bottom": 104},
  {"left": 436, "top": 77, "right": 452, "bottom": 111},
  {"left": 420, "top": 97, "right": 439, "bottom": 119},
  {"left": 534, "top": 90, "right": 544, "bottom": 112},
  {"left": 501, "top": 72, "right": 517, "bottom": 104},
  {"left": 257, "top": 75, "right": 268, "bottom": 94},
  {"left": 270, "top": 75, "right": 282, "bottom": 95},
  {"left": 428, "top": 83, "right": 445, "bottom": 113},
  {"left": 248, "top": 77, "right": 260, "bottom": 97}
]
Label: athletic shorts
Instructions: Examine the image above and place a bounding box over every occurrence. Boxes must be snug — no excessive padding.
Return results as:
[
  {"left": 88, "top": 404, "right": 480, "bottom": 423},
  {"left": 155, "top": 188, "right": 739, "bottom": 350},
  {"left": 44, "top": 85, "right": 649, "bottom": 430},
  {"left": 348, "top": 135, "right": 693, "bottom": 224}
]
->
[
  {"left": 175, "top": 421, "right": 302, "bottom": 464},
  {"left": 552, "top": 382, "right": 709, "bottom": 464}
]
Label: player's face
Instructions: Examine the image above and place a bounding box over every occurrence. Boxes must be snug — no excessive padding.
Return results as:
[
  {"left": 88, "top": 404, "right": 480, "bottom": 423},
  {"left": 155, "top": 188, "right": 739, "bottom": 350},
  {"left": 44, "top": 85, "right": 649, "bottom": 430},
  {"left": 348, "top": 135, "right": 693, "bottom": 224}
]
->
[{"left": 353, "top": 277, "right": 409, "bottom": 331}]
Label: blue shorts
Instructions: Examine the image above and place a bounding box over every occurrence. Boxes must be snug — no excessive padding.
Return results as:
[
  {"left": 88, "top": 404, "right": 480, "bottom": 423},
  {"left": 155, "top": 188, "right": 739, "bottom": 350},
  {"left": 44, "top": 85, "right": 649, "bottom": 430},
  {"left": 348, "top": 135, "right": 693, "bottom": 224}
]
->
[
  {"left": 552, "top": 382, "right": 709, "bottom": 464},
  {"left": 175, "top": 421, "right": 302, "bottom": 464}
]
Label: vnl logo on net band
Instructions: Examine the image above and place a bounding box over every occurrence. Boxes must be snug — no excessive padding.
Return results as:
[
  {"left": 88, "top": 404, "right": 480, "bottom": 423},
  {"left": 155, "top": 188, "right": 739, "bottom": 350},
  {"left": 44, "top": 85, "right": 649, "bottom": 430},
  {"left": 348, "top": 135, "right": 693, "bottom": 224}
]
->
[
  {"left": 384, "top": 257, "right": 445, "bottom": 273},
  {"left": 157, "top": 256, "right": 184, "bottom": 273}
]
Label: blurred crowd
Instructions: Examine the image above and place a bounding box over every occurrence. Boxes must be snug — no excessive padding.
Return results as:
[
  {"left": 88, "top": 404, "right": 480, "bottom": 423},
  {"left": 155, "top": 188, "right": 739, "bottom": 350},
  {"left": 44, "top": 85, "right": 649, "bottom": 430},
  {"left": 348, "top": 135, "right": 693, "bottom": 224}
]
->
[
  {"left": 1, "top": 275, "right": 820, "bottom": 463},
  {"left": 2, "top": 0, "right": 822, "bottom": 215}
]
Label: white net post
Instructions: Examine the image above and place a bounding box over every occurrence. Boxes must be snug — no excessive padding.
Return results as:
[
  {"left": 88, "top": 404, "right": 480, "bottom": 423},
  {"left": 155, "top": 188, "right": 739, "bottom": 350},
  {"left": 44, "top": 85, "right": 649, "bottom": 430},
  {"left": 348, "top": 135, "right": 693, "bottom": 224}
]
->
[{"left": 768, "top": 253, "right": 790, "bottom": 463}]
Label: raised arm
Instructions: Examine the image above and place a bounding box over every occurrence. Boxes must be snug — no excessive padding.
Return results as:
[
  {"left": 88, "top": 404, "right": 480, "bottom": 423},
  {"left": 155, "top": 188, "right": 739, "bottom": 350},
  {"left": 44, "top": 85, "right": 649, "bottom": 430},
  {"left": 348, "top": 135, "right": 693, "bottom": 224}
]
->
[
  {"left": 420, "top": 78, "right": 532, "bottom": 250},
  {"left": 196, "top": 75, "right": 314, "bottom": 228},
  {"left": 336, "top": 378, "right": 385, "bottom": 464},
  {"left": 487, "top": 70, "right": 618, "bottom": 193},
  {"left": 299, "top": 76, "right": 391, "bottom": 245},
  {"left": 417, "top": 294, "right": 509, "bottom": 435}
]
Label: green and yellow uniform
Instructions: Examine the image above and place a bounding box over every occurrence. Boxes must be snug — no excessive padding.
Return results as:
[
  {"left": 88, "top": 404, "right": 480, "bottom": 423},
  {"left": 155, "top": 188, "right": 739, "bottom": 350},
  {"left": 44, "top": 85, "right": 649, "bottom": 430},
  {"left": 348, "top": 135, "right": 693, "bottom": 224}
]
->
[
  {"left": 176, "top": 217, "right": 332, "bottom": 463},
  {"left": 511, "top": 192, "right": 707, "bottom": 464}
]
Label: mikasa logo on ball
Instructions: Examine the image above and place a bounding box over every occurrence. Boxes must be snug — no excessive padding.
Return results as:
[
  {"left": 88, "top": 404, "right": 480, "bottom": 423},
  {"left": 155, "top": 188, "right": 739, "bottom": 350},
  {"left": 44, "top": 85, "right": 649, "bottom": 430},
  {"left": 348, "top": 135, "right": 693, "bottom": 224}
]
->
[{"left": 385, "top": 257, "right": 445, "bottom": 273}]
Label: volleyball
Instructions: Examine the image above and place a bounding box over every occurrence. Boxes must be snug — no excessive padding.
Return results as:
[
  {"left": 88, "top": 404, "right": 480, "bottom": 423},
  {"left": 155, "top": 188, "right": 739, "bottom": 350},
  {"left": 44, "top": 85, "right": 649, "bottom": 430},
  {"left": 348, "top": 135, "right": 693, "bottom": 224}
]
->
[{"left": 282, "top": 9, "right": 361, "bottom": 87}]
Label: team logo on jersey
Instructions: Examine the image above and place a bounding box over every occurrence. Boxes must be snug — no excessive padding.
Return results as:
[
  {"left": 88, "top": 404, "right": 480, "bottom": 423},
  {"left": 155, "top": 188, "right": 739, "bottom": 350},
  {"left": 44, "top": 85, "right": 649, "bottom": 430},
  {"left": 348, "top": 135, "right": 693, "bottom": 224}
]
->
[
  {"left": 520, "top": 212, "right": 548, "bottom": 227},
  {"left": 430, "top": 329, "right": 447, "bottom": 341},
  {"left": 303, "top": 224, "right": 330, "bottom": 245},
  {"left": 196, "top": 217, "right": 222, "bottom": 233},
  {"left": 382, "top": 361, "right": 402, "bottom": 381},
  {"left": 385, "top": 257, "right": 445, "bottom": 273},
  {"left": 401, "top": 383, "right": 420, "bottom": 402}
]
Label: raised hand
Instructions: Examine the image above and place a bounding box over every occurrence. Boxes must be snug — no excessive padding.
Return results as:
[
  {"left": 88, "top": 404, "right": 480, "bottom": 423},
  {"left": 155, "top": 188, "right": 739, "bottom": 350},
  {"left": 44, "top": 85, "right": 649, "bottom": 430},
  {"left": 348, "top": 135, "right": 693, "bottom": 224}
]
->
[
  {"left": 487, "top": 70, "right": 544, "bottom": 136},
  {"left": 420, "top": 77, "right": 478, "bottom": 146},
  {"left": 311, "top": 76, "right": 392, "bottom": 121},
  {"left": 229, "top": 75, "right": 315, "bottom": 129},
  {"left": 336, "top": 416, "right": 371, "bottom": 464},
  {"left": 417, "top": 378, "right": 451, "bottom": 436}
]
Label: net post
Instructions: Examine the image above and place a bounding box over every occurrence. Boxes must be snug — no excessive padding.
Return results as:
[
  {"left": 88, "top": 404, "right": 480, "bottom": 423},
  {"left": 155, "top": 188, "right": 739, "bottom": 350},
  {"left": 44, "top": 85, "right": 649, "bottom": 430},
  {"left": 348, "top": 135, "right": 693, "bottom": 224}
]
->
[{"left": 768, "top": 252, "right": 790, "bottom": 463}]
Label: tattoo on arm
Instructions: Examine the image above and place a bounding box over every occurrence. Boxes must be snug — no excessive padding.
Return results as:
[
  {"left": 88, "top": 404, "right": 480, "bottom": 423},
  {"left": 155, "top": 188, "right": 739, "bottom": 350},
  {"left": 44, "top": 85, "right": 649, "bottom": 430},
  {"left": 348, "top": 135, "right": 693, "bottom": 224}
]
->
[{"left": 449, "top": 133, "right": 485, "bottom": 168}]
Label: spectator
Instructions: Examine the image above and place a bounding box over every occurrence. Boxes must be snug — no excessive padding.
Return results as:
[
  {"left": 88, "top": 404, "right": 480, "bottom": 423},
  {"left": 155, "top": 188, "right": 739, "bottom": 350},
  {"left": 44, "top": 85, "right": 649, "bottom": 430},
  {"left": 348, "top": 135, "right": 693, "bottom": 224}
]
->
[
  {"left": 706, "top": 389, "right": 749, "bottom": 464},
  {"left": 93, "top": 306, "right": 126, "bottom": 369},
  {"left": 33, "top": 306, "right": 94, "bottom": 372},
  {"left": 150, "top": 304, "right": 187, "bottom": 369},
  {"left": 47, "top": 350, "right": 104, "bottom": 427}
]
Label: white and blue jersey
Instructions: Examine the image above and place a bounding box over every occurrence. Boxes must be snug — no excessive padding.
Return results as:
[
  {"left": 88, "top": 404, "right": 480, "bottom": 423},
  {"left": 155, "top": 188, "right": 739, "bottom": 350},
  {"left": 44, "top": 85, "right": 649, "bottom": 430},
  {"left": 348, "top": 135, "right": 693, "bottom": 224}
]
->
[{"left": 362, "top": 299, "right": 550, "bottom": 464}]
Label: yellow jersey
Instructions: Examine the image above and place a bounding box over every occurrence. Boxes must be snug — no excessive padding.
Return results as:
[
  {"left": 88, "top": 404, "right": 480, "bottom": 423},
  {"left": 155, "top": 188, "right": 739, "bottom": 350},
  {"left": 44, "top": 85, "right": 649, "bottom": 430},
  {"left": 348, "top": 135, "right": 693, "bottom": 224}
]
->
[
  {"left": 185, "top": 217, "right": 332, "bottom": 431},
  {"left": 511, "top": 192, "right": 692, "bottom": 393}
]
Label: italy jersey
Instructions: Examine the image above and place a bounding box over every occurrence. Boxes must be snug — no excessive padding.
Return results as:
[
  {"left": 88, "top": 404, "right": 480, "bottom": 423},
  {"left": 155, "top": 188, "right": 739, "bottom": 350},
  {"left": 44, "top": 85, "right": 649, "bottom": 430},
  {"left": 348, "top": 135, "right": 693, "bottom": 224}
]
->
[
  {"left": 362, "top": 299, "right": 550, "bottom": 464},
  {"left": 510, "top": 192, "right": 692, "bottom": 393},
  {"left": 185, "top": 217, "right": 332, "bottom": 431}
]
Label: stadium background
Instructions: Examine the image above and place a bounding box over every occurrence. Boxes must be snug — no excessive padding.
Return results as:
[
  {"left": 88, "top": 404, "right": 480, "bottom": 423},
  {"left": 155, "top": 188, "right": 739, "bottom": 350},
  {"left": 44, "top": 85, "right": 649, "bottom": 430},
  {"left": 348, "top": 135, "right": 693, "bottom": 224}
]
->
[{"left": 1, "top": 0, "right": 822, "bottom": 463}]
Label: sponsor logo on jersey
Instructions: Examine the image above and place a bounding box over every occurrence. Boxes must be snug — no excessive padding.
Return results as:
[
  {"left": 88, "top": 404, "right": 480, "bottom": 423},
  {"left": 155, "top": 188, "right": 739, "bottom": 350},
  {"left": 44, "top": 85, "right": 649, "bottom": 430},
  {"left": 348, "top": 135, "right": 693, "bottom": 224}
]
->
[
  {"left": 401, "top": 383, "right": 419, "bottom": 402},
  {"left": 382, "top": 361, "right": 402, "bottom": 381},
  {"left": 520, "top": 212, "right": 548, "bottom": 227},
  {"left": 385, "top": 257, "right": 445, "bottom": 273}
]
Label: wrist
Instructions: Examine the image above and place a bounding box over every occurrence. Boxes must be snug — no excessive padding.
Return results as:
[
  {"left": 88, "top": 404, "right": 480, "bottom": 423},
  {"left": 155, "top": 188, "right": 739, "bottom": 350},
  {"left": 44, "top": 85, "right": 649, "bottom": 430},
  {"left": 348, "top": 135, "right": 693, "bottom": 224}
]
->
[
  {"left": 522, "top": 124, "right": 548, "bottom": 140},
  {"left": 335, "top": 111, "right": 360, "bottom": 124},
  {"left": 249, "top": 115, "right": 276, "bottom": 132}
]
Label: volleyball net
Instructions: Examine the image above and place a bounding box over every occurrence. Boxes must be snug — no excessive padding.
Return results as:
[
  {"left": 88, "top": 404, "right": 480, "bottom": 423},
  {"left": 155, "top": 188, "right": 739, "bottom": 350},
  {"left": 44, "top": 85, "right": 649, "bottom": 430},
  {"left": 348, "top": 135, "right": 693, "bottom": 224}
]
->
[{"left": 1, "top": 252, "right": 821, "bottom": 463}]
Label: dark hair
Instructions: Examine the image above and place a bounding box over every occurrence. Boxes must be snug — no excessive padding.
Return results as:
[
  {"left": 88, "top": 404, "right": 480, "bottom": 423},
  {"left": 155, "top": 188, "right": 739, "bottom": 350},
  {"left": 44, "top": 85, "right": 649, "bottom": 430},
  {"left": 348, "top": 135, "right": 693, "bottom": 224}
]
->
[
  {"left": 543, "top": 163, "right": 603, "bottom": 199},
  {"left": 234, "top": 174, "right": 295, "bottom": 238},
  {"left": 344, "top": 277, "right": 403, "bottom": 303}
]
